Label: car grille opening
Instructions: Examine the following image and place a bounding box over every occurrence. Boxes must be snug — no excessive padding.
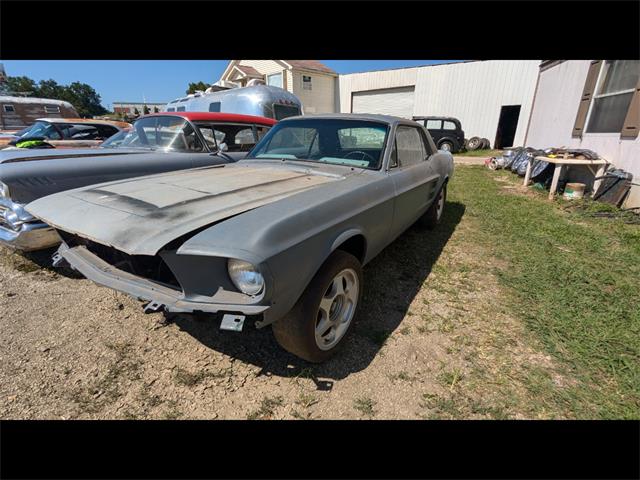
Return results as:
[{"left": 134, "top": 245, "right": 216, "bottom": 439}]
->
[{"left": 59, "top": 231, "right": 181, "bottom": 290}]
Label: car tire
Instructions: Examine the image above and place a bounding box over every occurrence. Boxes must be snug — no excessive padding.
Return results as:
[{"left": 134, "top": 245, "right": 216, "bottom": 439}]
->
[
  {"left": 481, "top": 138, "right": 490, "bottom": 149},
  {"left": 417, "top": 183, "right": 447, "bottom": 229},
  {"left": 272, "top": 250, "right": 363, "bottom": 363},
  {"left": 467, "top": 136, "right": 482, "bottom": 151},
  {"left": 438, "top": 140, "right": 454, "bottom": 152}
]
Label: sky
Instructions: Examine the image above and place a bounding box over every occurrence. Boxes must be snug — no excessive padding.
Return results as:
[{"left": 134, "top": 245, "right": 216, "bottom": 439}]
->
[{"left": 1, "top": 60, "right": 464, "bottom": 110}]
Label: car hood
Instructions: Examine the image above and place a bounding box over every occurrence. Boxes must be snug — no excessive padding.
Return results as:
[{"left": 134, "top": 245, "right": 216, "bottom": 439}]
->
[
  {"left": 0, "top": 147, "right": 147, "bottom": 164},
  {"left": 26, "top": 162, "right": 344, "bottom": 256}
]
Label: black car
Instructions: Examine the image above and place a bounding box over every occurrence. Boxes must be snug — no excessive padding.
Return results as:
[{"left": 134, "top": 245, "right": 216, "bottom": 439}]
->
[{"left": 413, "top": 116, "right": 465, "bottom": 153}]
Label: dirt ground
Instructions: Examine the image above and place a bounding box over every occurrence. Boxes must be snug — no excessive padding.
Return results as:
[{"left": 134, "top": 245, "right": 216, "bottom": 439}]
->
[{"left": 0, "top": 169, "right": 573, "bottom": 420}]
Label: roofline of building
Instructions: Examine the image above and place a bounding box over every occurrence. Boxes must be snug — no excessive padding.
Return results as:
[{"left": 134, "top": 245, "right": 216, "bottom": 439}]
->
[{"left": 338, "top": 59, "right": 523, "bottom": 77}]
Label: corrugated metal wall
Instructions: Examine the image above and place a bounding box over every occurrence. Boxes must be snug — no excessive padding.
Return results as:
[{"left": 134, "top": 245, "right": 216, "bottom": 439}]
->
[{"left": 338, "top": 60, "right": 540, "bottom": 147}]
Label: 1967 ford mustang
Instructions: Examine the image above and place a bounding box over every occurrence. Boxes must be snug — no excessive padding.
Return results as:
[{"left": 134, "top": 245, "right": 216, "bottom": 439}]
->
[{"left": 27, "top": 114, "right": 454, "bottom": 362}]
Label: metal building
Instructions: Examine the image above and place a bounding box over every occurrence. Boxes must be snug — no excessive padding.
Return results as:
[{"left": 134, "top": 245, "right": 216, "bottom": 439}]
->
[{"left": 338, "top": 60, "right": 541, "bottom": 148}]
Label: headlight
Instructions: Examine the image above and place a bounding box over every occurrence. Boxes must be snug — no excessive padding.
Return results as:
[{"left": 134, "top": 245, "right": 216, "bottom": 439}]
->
[
  {"left": 0, "top": 181, "right": 9, "bottom": 198},
  {"left": 227, "top": 259, "right": 264, "bottom": 296}
]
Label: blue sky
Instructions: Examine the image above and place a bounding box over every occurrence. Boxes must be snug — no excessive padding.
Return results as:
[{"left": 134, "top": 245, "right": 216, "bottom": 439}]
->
[{"left": 1, "top": 60, "right": 464, "bottom": 110}]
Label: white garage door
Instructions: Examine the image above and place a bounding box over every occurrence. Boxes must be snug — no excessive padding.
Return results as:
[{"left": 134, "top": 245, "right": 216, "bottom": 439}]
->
[{"left": 351, "top": 86, "right": 415, "bottom": 119}]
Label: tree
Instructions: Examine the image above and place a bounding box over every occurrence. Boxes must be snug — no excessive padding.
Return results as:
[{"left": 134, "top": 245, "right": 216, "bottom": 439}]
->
[
  {"left": 133, "top": 107, "right": 140, "bottom": 116},
  {"left": 154, "top": 106, "right": 159, "bottom": 113},
  {"left": 186, "top": 81, "right": 209, "bottom": 94},
  {"left": 143, "top": 105, "right": 150, "bottom": 115},
  {"left": 62, "top": 81, "right": 108, "bottom": 117},
  {"left": 5, "top": 76, "right": 38, "bottom": 95}
]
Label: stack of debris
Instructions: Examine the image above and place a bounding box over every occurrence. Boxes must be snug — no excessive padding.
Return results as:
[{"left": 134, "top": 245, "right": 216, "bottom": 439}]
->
[{"left": 486, "top": 147, "right": 636, "bottom": 208}]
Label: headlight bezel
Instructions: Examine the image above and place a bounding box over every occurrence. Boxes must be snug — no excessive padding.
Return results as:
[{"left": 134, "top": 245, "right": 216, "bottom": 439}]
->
[{"left": 227, "top": 258, "right": 265, "bottom": 296}]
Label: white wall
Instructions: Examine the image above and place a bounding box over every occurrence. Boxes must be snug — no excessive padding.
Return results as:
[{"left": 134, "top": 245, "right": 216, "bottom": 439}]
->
[
  {"left": 526, "top": 60, "right": 640, "bottom": 208},
  {"left": 338, "top": 60, "right": 540, "bottom": 147}
]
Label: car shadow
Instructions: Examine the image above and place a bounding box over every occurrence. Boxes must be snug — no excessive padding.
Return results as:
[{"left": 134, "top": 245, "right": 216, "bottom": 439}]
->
[
  {"left": 19, "top": 246, "right": 84, "bottom": 279},
  {"left": 171, "top": 201, "right": 466, "bottom": 387}
]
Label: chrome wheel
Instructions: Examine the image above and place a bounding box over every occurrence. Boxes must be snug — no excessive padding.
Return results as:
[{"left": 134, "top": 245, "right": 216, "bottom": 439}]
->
[
  {"left": 440, "top": 142, "right": 452, "bottom": 152},
  {"left": 315, "top": 268, "right": 359, "bottom": 350}
]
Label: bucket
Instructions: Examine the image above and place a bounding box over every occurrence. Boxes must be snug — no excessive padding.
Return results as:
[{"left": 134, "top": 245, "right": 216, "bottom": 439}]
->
[{"left": 563, "top": 182, "right": 586, "bottom": 200}]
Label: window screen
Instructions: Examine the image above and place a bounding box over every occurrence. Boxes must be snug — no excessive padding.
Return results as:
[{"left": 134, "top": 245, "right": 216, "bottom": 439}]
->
[
  {"left": 273, "top": 104, "right": 301, "bottom": 120},
  {"left": 44, "top": 105, "right": 60, "bottom": 114},
  {"left": 3, "top": 105, "right": 15, "bottom": 113},
  {"left": 177, "top": 106, "right": 186, "bottom": 112},
  {"left": 208, "top": 102, "right": 221, "bottom": 112},
  {"left": 395, "top": 126, "right": 426, "bottom": 167}
]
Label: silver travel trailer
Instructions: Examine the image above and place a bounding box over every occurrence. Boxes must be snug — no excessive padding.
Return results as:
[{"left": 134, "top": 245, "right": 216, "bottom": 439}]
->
[{"left": 164, "top": 83, "right": 303, "bottom": 120}]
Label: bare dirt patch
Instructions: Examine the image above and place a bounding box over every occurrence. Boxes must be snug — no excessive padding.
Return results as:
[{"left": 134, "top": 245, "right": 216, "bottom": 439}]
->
[{"left": 0, "top": 189, "right": 575, "bottom": 420}]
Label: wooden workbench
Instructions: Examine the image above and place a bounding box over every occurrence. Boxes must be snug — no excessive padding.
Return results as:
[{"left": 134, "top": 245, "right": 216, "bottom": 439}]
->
[{"left": 523, "top": 155, "right": 609, "bottom": 200}]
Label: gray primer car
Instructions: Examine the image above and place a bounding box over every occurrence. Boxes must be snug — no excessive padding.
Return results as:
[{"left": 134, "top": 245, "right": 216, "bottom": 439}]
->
[
  {"left": 0, "top": 112, "right": 275, "bottom": 250},
  {"left": 27, "top": 114, "right": 453, "bottom": 362}
]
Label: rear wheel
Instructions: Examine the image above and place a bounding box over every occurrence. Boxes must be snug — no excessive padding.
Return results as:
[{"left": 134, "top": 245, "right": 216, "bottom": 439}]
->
[
  {"left": 272, "top": 250, "right": 363, "bottom": 363},
  {"left": 418, "top": 184, "right": 446, "bottom": 229}
]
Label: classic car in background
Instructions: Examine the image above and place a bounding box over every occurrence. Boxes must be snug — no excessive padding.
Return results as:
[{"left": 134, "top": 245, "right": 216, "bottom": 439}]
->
[
  {"left": 413, "top": 116, "right": 465, "bottom": 153},
  {"left": 27, "top": 114, "right": 454, "bottom": 362},
  {"left": 0, "top": 118, "right": 131, "bottom": 149},
  {"left": 0, "top": 112, "right": 276, "bottom": 250}
]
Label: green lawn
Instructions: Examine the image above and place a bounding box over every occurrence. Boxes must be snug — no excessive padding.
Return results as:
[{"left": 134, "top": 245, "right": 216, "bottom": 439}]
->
[{"left": 448, "top": 166, "right": 640, "bottom": 418}]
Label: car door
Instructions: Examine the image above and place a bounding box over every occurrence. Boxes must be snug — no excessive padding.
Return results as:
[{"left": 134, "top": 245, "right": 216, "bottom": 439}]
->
[{"left": 388, "top": 125, "right": 440, "bottom": 238}]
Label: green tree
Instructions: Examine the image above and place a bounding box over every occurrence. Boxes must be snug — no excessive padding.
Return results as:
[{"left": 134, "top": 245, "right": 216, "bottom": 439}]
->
[
  {"left": 62, "top": 81, "right": 107, "bottom": 117},
  {"left": 143, "top": 105, "right": 150, "bottom": 115},
  {"left": 154, "top": 106, "right": 159, "bottom": 113},
  {"left": 133, "top": 107, "right": 140, "bottom": 116},
  {"left": 186, "top": 81, "right": 209, "bottom": 94},
  {"left": 5, "top": 76, "right": 38, "bottom": 95}
]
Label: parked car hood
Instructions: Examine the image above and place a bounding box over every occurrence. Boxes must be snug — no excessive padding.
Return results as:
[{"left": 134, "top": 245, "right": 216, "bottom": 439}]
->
[
  {"left": 0, "top": 147, "right": 147, "bottom": 164},
  {"left": 26, "top": 161, "right": 345, "bottom": 256}
]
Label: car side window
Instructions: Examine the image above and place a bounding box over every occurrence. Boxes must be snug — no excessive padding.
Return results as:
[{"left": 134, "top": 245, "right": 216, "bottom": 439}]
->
[
  {"left": 443, "top": 121, "right": 457, "bottom": 130},
  {"left": 395, "top": 126, "right": 427, "bottom": 168},
  {"left": 426, "top": 119, "right": 442, "bottom": 130}
]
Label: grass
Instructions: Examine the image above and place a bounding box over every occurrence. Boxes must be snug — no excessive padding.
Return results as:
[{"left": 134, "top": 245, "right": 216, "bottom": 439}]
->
[
  {"left": 455, "top": 149, "right": 503, "bottom": 158},
  {"left": 247, "top": 395, "right": 284, "bottom": 420},
  {"left": 353, "top": 397, "right": 376, "bottom": 417},
  {"left": 448, "top": 166, "right": 640, "bottom": 418}
]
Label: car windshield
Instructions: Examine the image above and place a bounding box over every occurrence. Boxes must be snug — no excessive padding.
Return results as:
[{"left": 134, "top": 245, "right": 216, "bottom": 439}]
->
[
  {"left": 18, "top": 121, "right": 62, "bottom": 140},
  {"left": 100, "top": 129, "right": 131, "bottom": 148},
  {"left": 107, "top": 116, "right": 204, "bottom": 152},
  {"left": 248, "top": 119, "right": 388, "bottom": 170}
]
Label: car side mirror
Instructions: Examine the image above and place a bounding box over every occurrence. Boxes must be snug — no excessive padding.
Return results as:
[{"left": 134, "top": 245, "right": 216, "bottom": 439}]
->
[{"left": 219, "top": 142, "right": 228, "bottom": 152}]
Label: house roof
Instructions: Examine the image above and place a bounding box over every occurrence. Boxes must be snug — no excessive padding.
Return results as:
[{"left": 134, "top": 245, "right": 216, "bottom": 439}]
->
[
  {"left": 284, "top": 60, "right": 336, "bottom": 74},
  {"left": 235, "top": 65, "right": 261, "bottom": 76}
]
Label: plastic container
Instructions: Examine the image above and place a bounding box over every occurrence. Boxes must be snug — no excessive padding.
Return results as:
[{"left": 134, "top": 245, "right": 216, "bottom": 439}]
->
[{"left": 563, "top": 183, "right": 586, "bottom": 200}]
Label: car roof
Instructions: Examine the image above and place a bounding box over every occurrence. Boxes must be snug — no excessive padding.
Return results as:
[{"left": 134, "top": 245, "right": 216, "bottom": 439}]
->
[
  {"left": 142, "top": 111, "right": 277, "bottom": 126},
  {"left": 36, "top": 118, "right": 131, "bottom": 129},
  {"left": 280, "top": 113, "right": 419, "bottom": 125}
]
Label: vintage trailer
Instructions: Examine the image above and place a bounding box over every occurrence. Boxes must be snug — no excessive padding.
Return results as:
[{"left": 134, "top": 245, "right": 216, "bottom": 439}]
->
[
  {"left": 0, "top": 96, "right": 78, "bottom": 133},
  {"left": 165, "top": 83, "right": 303, "bottom": 120}
]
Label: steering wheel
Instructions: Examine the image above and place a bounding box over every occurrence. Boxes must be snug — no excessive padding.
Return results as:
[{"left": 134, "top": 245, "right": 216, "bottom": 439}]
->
[{"left": 343, "top": 150, "right": 375, "bottom": 163}]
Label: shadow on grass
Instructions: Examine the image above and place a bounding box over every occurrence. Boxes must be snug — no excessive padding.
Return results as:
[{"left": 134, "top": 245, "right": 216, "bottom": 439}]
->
[{"left": 171, "top": 201, "right": 465, "bottom": 385}]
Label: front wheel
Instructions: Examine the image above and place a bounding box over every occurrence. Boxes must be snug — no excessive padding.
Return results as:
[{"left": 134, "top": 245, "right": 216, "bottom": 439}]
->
[
  {"left": 272, "top": 250, "right": 363, "bottom": 363},
  {"left": 439, "top": 141, "right": 453, "bottom": 152}
]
